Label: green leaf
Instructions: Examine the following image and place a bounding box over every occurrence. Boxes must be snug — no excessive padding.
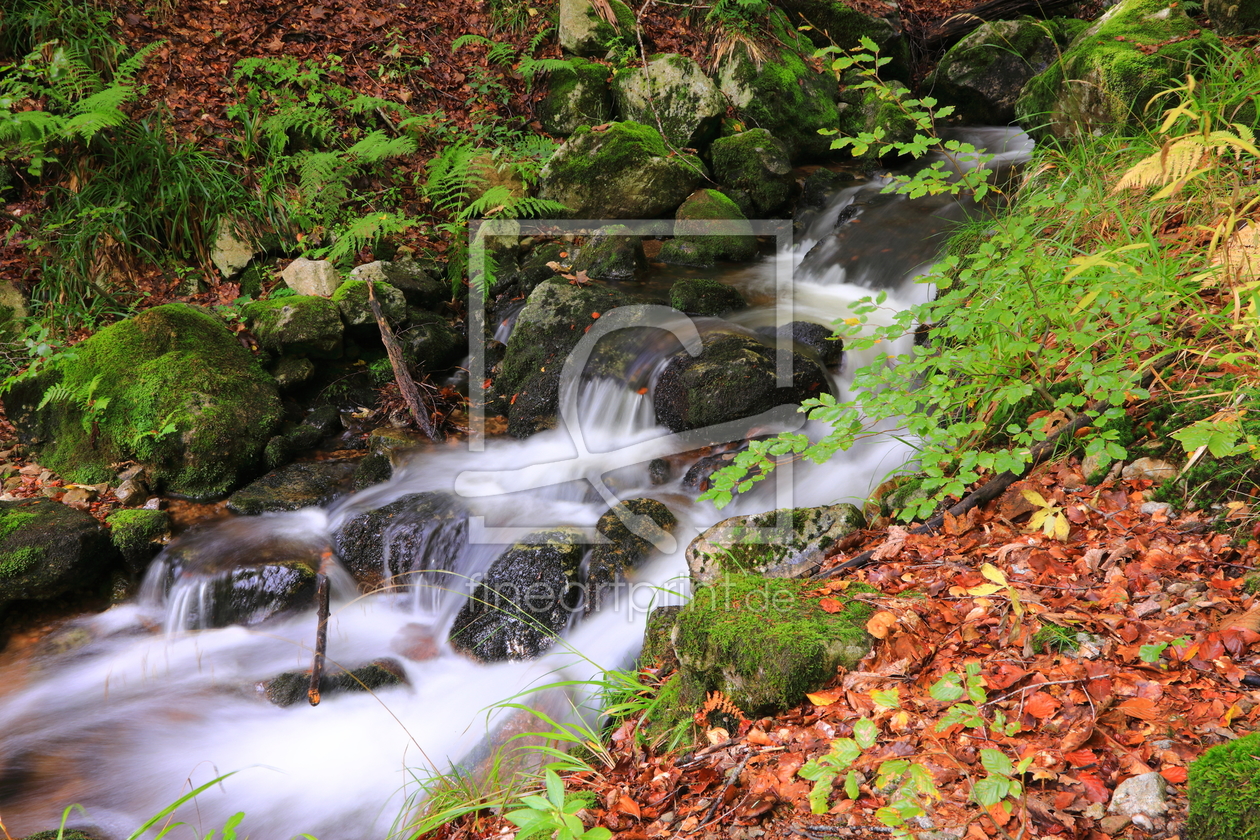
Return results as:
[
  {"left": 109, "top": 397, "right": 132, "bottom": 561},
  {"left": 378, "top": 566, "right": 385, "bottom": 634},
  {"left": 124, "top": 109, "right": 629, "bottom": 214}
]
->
[
  {"left": 854, "top": 718, "right": 879, "bottom": 750},
  {"left": 930, "top": 672, "right": 965, "bottom": 703},
  {"left": 545, "top": 769, "right": 565, "bottom": 809},
  {"left": 845, "top": 769, "right": 861, "bottom": 799},
  {"left": 871, "top": 688, "right": 900, "bottom": 710},
  {"left": 980, "top": 749, "right": 1014, "bottom": 777}
]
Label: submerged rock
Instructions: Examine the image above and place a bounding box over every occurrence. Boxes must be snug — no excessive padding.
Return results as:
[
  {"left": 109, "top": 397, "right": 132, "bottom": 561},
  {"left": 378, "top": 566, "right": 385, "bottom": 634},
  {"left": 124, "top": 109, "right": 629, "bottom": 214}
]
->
[
  {"left": 653, "top": 332, "right": 829, "bottom": 432},
  {"left": 611, "top": 54, "right": 725, "bottom": 150},
  {"left": 0, "top": 498, "right": 119, "bottom": 612},
  {"left": 1015, "top": 0, "right": 1221, "bottom": 140},
  {"left": 687, "top": 503, "right": 865, "bottom": 586},
  {"left": 449, "top": 527, "right": 586, "bottom": 662},
  {"left": 537, "top": 121, "right": 708, "bottom": 219},
  {"left": 225, "top": 461, "right": 357, "bottom": 515},
  {"left": 3, "top": 303, "right": 283, "bottom": 500},
  {"left": 668, "top": 278, "right": 747, "bottom": 316}
]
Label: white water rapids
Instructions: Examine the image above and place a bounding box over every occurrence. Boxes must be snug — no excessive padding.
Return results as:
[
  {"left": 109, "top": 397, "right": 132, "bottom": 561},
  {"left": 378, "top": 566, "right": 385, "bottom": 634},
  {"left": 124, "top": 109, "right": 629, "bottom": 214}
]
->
[{"left": 0, "top": 130, "right": 1032, "bottom": 840}]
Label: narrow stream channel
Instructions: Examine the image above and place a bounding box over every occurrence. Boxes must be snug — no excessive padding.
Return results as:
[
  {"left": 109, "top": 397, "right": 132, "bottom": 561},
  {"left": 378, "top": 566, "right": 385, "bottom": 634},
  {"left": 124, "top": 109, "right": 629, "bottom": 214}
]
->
[{"left": 0, "top": 128, "right": 1032, "bottom": 840}]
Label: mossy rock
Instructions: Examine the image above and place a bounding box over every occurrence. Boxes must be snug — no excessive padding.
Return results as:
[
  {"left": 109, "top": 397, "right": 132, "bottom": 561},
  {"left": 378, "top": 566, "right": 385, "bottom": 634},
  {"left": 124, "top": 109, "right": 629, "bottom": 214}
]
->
[
  {"left": 1187, "top": 730, "right": 1260, "bottom": 839},
  {"left": 21, "top": 831, "right": 105, "bottom": 840},
  {"left": 716, "top": 44, "right": 849, "bottom": 162},
  {"left": 331, "top": 279, "right": 407, "bottom": 331},
  {"left": 611, "top": 54, "right": 726, "bottom": 150},
  {"left": 641, "top": 604, "right": 682, "bottom": 670},
  {"left": 585, "top": 498, "right": 677, "bottom": 615},
  {"left": 709, "top": 129, "right": 793, "bottom": 217},
  {"left": 3, "top": 303, "right": 283, "bottom": 500},
  {"left": 333, "top": 491, "right": 469, "bottom": 590},
  {"left": 775, "top": 320, "right": 842, "bottom": 367},
  {"left": 668, "top": 278, "right": 747, "bottom": 316},
  {"left": 225, "top": 461, "right": 357, "bottom": 515},
  {"left": 1204, "top": 0, "right": 1260, "bottom": 35},
  {"left": 0, "top": 498, "right": 119, "bottom": 611},
  {"left": 573, "top": 224, "right": 644, "bottom": 281},
  {"left": 668, "top": 573, "right": 874, "bottom": 717},
  {"left": 106, "top": 508, "right": 171, "bottom": 575},
  {"left": 653, "top": 332, "right": 830, "bottom": 432},
  {"left": 686, "top": 503, "right": 865, "bottom": 586},
  {"left": 539, "top": 57, "right": 613, "bottom": 136},
  {"left": 659, "top": 189, "right": 758, "bottom": 267},
  {"left": 776, "top": 0, "right": 909, "bottom": 81},
  {"left": 559, "top": 0, "right": 636, "bottom": 56},
  {"left": 1015, "top": 0, "right": 1222, "bottom": 141},
  {"left": 448, "top": 527, "right": 586, "bottom": 662},
  {"left": 243, "top": 295, "right": 345, "bottom": 359},
  {"left": 349, "top": 259, "right": 448, "bottom": 310},
  {"left": 403, "top": 310, "right": 461, "bottom": 373},
  {"left": 259, "top": 657, "right": 408, "bottom": 707},
  {"left": 537, "top": 121, "right": 708, "bottom": 219},
  {"left": 926, "top": 17, "right": 1087, "bottom": 125},
  {"left": 844, "top": 80, "right": 917, "bottom": 159},
  {"left": 494, "top": 278, "right": 633, "bottom": 437}
]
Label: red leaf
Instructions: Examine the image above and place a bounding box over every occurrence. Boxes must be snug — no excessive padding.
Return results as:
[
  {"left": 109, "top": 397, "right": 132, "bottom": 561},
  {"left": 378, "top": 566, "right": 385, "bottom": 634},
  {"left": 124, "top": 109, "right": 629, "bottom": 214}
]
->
[
  {"left": 1025, "top": 691, "right": 1062, "bottom": 720},
  {"left": 1077, "top": 770, "right": 1110, "bottom": 804},
  {"left": 1160, "top": 766, "right": 1188, "bottom": 784},
  {"left": 819, "top": 597, "right": 844, "bottom": 614},
  {"left": 1063, "top": 750, "right": 1098, "bottom": 768}
]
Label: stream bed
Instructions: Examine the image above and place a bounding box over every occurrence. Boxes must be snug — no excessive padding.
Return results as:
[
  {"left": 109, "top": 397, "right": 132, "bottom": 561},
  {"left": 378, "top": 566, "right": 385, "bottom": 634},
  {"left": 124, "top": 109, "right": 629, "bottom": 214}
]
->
[{"left": 0, "top": 129, "right": 1031, "bottom": 840}]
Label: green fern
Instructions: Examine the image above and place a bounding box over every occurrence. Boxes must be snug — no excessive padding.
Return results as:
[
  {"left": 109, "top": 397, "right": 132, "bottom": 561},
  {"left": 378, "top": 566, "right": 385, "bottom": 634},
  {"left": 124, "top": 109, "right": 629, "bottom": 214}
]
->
[{"left": 314, "top": 211, "right": 416, "bottom": 265}]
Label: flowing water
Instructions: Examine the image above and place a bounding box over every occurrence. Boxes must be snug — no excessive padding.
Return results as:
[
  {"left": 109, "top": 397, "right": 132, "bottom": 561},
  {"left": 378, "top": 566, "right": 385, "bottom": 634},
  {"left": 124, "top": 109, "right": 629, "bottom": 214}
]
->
[{"left": 0, "top": 129, "right": 1032, "bottom": 840}]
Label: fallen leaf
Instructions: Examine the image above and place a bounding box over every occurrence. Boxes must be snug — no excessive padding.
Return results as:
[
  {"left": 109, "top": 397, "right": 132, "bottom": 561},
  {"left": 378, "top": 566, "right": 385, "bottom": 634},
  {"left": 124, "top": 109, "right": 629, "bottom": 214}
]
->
[
  {"left": 806, "top": 689, "right": 842, "bottom": 707},
  {"left": 1025, "top": 691, "right": 1062, "bottom": 720},
  {"left": 865, "top": 610, "right": 898, "bottom": 639},
  {"left": 819, "top": 597, "right": 844, "bottom": 614},
  {"left": 617, "top": 795, "right": 642, "bottom": 819}
]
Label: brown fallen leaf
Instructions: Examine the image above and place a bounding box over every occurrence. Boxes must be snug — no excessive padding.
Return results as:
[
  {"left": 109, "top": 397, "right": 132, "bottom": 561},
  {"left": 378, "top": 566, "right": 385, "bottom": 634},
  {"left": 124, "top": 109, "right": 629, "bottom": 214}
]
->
[
  {"left": 865, "top": 610, "right": 898, "bottom": 639},
  {"left": 1216, "top": 604, "right": 1260, "bottom": 633}
]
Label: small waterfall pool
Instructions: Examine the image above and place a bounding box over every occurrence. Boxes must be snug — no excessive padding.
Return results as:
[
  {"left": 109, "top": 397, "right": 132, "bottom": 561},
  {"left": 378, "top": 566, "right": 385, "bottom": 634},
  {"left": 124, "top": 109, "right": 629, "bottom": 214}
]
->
[{"left": 0, "top": 129, "right": 1032, "bottom": 840}]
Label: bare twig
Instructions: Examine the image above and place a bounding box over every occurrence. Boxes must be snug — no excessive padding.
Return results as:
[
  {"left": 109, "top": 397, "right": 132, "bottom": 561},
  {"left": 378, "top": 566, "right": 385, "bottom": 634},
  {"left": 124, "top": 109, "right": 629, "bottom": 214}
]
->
[
  {"left": 307, "top": 573, "right": 330, "bottom": 706},
  {"left": 366, "top": 279, "right": 442, "bottom": 441}
]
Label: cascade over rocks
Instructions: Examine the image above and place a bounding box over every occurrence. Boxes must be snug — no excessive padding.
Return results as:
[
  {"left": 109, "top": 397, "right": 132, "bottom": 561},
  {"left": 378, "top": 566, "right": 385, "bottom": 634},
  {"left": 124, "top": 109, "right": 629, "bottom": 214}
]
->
[
  {"left": 537, "top": 121, "right": 708, "bottom": 219},
  {"left": 332, "top": 491, "right": 469, "bottom": 591},
  {"left": 686, "top": 503, "right": 866, "bottom": 586},
  {"left": 559, "top": 0, "right": 637, "bottom": 56},
  {"left": 3, "top": 304, "right": 282, "bottom": 500},
  {"left": 537, "top": 57, "right": 613, "bottom": 136},
  {"left": 709, "top": 129, "right": 793, "bottom": 217},
  {"left": 448, "top": 527, "right": 586, "bottom": 662},
  {"left": 652, "top": 331, "right": 830, "bottom": 432},
  {"left": 658, "top": 189, "right": 758, "bottom": 267},
  {"left": 494, "top": 277, "right": 633, "bottom": 437},
  {"left": 611, "top": 54, "right": 726, "bottom": 150},
  {"left": 927, "top": 16, "right": 1087, "bottom": 124},
  {"left": 0, "top": 498, "right": 119, "bottom": 614},
  {"left": 1015, "top": 0, "right": 1221, "bottom": 140}
]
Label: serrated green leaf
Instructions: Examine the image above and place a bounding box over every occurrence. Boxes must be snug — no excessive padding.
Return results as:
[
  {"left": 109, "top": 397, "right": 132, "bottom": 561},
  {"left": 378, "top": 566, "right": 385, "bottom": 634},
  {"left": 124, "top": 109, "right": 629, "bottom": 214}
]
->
[
  {"left": 854, "top": 718, "right": 879, "bottom": 750},
  {"left": 980, "top": 749, "right": 1014, "bottom": 777},
  {"left": 930, "top": 672, "right": 964, "bottom": 703}
]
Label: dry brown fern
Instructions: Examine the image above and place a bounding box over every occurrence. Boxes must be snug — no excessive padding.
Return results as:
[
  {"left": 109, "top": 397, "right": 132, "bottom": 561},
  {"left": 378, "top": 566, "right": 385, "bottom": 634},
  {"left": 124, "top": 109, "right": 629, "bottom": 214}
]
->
[{"left": 693, "top": 690, "right": 747, "bottom": 727}]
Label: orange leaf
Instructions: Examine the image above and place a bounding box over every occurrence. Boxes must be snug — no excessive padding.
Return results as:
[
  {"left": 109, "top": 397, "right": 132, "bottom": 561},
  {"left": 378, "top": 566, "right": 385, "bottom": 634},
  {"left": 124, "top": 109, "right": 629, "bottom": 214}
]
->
[
  {"left": 1117, "top": 697, "right": 1159, "bottom": 721},
  {"left": 806, "top": 689, "right": 842, "bottom": 707},
  {"left": 1077, "top": 770, "right": 1110, "bottom": 804},
  {"left": 818, "top": 597, "right": 844, "bottom": 614},
  {"left": 865, "top": 610, "right": 897, "bottom": 639},
  {"left": 617, "top": 795, "right": 642, "bottom": 819},
  {"left": 1025, "top": 691, "right": 1062, "bottom": 720},
  {"left": 1160, "top": 766, "right": 1188, "bottom": 784},
  {"left": 1063, "top": 749, "right": 1098, "bottom": 768}
]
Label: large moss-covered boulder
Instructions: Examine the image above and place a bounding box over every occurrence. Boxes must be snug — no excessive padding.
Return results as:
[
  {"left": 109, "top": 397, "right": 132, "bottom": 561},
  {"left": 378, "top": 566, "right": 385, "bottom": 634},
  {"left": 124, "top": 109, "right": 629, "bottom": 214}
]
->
[
  {"left": 1015, "top": 0, "right": 1221, "bottom": 140},
  {"left": 653, "top": 332, "right": 829, "bottom": 432},
  {"left": 0, "top": 498, "right": 119, "bottom": 612},
  {"left": 1187, "top": 730, "right": 1260, "bottom": 839},
  {"left": 448, "top": 527, "right": 586, "bottom": 662},
  {"left": 687, "top": 503, "right": 865, "bottom": 586},
  {"left": 573, "top": 224, "right": 644, "bottom": 280},
  {"left": 611, "top": 54, "right": 725, "bottom": 150},
  {"left": 1204, "top": 0, "right": 1260, "bottom": 35},
  {"left": 559, "top": 0, "right": 636, "bottom": 56},
  {"left": 927, "top": 17, "right": 1087, "bottom": 125},
  {"left": 709, "top": 129, "right": 793, "bottom": 217},
  {"left": 538, "top": 58, "right": 613, "bottom": 136},
  {"left": 659, "top": 190, "right": 758, "bottom": 267},
  {"left": 537, "top": 121, "right": 708, "bottom": 219},
  {"left": 243, "top": 295, "right": 344, "bottom": 359},
  {"left": 667, "top": 574, "right": 874, "bottom": 717},
  {"left": 332, "top": 491, "right": 469, "bottom": 591},
  {"left": 716, "top": 46, "right": 847, "bottom": 162},
  {"left": 495, "top": 278, "right": 632, "bottom": 437},
  {"left": 3, "top": 304, "right": 283, "bottom": 500},
  {"left": 668, "top": 278, "right": 747, "bottom": 316}
]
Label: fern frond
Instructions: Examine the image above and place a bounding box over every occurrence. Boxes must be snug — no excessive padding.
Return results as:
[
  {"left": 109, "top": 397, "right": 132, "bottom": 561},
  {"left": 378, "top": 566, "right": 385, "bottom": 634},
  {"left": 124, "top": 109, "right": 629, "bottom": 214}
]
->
[
  {"left": 1113, "top": 127, "right": 1258, "bottom": 196},
  {"left": 296, "top": 150, "right": 350, "bottom": 206},
  {"left": 526, "top": 26, "right": 555, "bottom": 56},
  {"left": 517, "top": 57, "right": 576, "bottom": 89},
  {"left": 37, "top": 381, "right": 75, "bottom": 411},
  {"left": 451, "top": 34, "right": 494, "bottom": 52},
  {"left": 345, "top": 130, "right": 417, "bottom": 164},
  {"left": 262, "top": 103, "right": 334, "bottom": 153},
  {"left": 49, "top": 44, "right": 103, "bottom": 102},
  {"left": 114, "top": 41, "right": 163, "bottom": 85},
  {"left": 424, "top": 143, "right": 486, "bottom": 215},
  {"left": 62, "top": 84, "right": 133, "bottom": 141},
  {"left": 486, "top": 41, "right": 516, "bottom": 67},
  {"left": 316, "top": 211, "right": 415, "bottom": 264}
]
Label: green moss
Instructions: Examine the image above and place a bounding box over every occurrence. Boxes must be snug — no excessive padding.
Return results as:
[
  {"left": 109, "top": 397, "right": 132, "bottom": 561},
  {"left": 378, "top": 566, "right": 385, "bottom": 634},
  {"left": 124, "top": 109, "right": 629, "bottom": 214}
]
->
[
  {"left": 659, "top": 190, "right": 757, "bottom": 266},
  {"left": 669, "top": 574, "right": 874, "bottom": 718},
  {"left": 0, "top": 544, "right": 42, "bottom": 578},
  {"left": 709, "top": 129, "right": 791, "bottom": 216},
  {"left": 722, "top": 47, "right": 845, "bottom": 161},
  {"left": 563, "top": 121, "right": 670, "bottom": 178},
  {"left": 242, "top": 295, "right": 344, "bottom": 359},
  {"left": 331, "top": 279, "right": 406, "bottom": 327},
  {"left": 106, "top": 509, "right": 171, "bottom": 569},
  {"left": 538, "top": 58, "right": 612, "bottom": 136},
  {"left": 1187, "top": 730, "right": 1260, "bottom": 839},
  {"left": 0, "top": 509, "right": 37, "bottom": 542},
  {"left": 669, "top": 278, "right": 747, "bottom": 315}
]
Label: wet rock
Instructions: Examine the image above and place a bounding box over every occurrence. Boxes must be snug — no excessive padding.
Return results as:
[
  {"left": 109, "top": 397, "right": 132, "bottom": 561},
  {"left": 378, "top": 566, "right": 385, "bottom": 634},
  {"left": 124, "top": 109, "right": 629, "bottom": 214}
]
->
[
  {"left": 776, "top": 320, "right": 842, "bottom": 367},
  {"left": 710, "top": 129, "right": 793, "bottom": 217},
  {"left": 367, "top": 426, "right": 429, "bottom": 463},
  {"left": 112, "top": 475, "right": 148, "bottom": 506},
  {"left": 259, "top": 658, "right": 408, "bottom": 707},
  {"left": 1205, "top": 0, "right": 1260, "bottom": 34},
  {"left": 353, "top": 451, "right": 393, "bottom": 490},
  {"left": 225, "top": 461, "right": 357, "bottom": 515},
  {"left": 653, "top": 332, "right": 829, "bottom": 433},
  {"left": 668, "top": 278, "right": 747, "bottom": 316},
  {"left": 402, "top": 310, "right": 461, "bottom": 373},
  {"left": 538, "top": 57, "right": 613, "bottom": 136},
  {"left": 659, "top": 190, "right": 758, "bottom": 267},
  {"left": 0, "top": 498, "right": 120, "bottom": 612},
  {"left": 106, "top": 508, "right": 171, "bottom": 575},
  {"left": 573, "top": 225, "right": 643, "bottom": 281},
  {"left": 648, "top": 458, "right": 671, "bottom": 485},
  {"left": 271, "top": 355, "right": 316, "bottom": 390},
  {"left": 611, "top": 54, "right": 725, "bottom": 150},
  {"left": 641, "top": 604, "right": 682, "bottom": 670},
  {"left": 21, "top": 830, "right": 105, "bottom": 840},
  {"left": 559, "top": 0, "right": 636, "bottom": 56},
  {"left": 350, "top": 259, "right": 447, "bottom": 310},
  {"left": 244, "top": 296, "right": 345, "bottom": 359},
  {"left": 538, "top": 121, "right": 708, "bottom": 219},
  {"left": 332, "top": 492, "right": 469, "bottom": 590},
  {"left": 687, "top": 503, "right": 865, "bottom": 586},
  {"left": 926, "top": 17, "right": 1085, "bottom": 125},
  {"left": 1016, "top": 0, "right": 1221, "bottom": 140},
  {"left": 281, "top": 257, "right": 343, "bottom": 297},
  {"left": 304, "top": 405, "right": 342, "bottom": 437},
  {"left": 1108, "top": 771, "right": 1169, "bottom": 819},
  {"left": 3, "top": 304, "right": 283, "bottom": 500},
  {"left": 449, "top": 527, "right": 586, "bottom": 662},
  {"left": 585, "top": 499, "right": 677, "bottom": 615}
]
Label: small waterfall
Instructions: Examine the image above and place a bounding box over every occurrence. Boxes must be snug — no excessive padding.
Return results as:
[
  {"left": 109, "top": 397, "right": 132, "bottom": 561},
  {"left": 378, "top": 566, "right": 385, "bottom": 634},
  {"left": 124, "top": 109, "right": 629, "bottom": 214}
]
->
[{"left": 0, "top": 129, "right": 1032, "bottom": 840}]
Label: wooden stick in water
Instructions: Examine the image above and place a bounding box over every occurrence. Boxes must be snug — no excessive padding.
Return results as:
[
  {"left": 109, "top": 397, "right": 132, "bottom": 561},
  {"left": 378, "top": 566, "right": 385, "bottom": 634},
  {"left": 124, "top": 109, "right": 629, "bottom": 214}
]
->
[{"left": 308, "top": 573, "right": 330, "bottom": 706}]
